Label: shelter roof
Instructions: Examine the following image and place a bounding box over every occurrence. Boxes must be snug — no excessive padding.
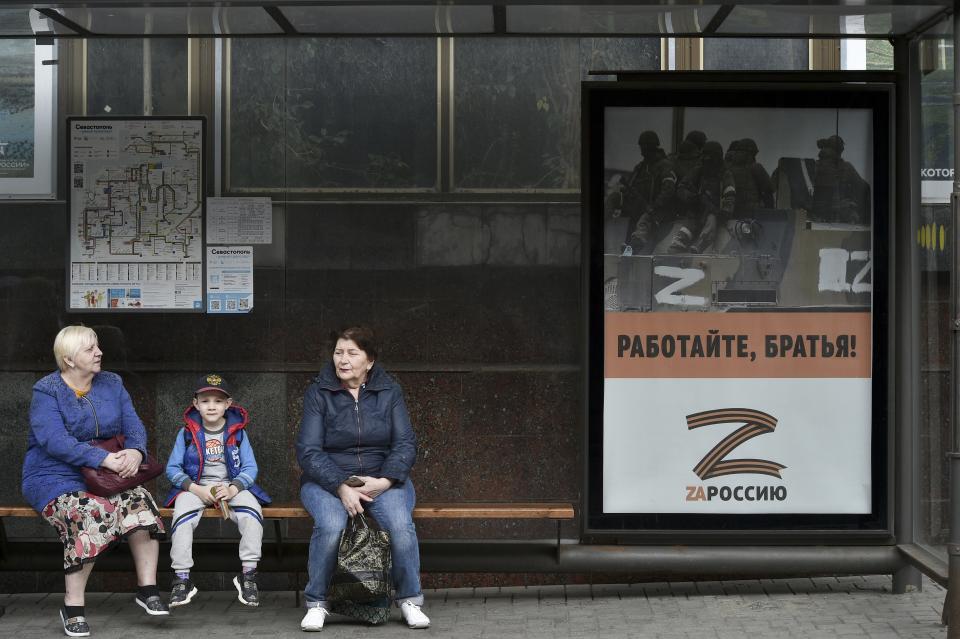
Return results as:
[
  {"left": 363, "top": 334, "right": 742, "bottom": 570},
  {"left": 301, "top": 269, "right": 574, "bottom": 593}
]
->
[{"left": 0, "top": 1, "right": 953, "bottom": 39}]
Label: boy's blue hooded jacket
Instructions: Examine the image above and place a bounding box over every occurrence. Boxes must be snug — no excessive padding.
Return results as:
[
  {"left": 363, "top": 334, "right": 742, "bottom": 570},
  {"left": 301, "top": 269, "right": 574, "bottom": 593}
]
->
[{"left": 164, "top": 404, "right": 271, "bottom": 506}]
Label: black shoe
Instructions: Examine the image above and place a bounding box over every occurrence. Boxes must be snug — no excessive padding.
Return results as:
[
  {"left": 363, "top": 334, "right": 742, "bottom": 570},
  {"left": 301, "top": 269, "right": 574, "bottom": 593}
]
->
[
  {"left": 169, "top": 577, "right": 198, "bottom": 608},
  {"left": 135, "top": 593, "right": 170, "bottom": 616},
  {"left": 60, "top": 607, "right": 90, "bottom": 637},
  {"left": 233, "top": 571, "right": 260, "bottom": 607}
]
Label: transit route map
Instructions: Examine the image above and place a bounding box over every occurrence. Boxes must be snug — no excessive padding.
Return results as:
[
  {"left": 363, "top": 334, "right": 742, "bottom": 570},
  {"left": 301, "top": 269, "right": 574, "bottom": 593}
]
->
[{"left": 68, "top": 118, "right": 204, "bottom": 311}]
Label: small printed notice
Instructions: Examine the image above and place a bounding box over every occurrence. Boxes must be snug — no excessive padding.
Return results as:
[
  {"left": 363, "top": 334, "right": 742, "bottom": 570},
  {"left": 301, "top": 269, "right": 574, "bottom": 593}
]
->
[
  {"left": 206, "top": 246, "right": 253, "bottom": 314},
  {"left": 207, "top": 197, "right": 272, "bottom": 244}
]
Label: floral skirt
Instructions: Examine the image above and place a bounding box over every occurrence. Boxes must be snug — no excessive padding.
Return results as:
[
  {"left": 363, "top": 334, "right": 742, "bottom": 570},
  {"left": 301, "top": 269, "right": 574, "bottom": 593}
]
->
[{"left": 41, "top": 487, "right": 165, "bottom": 573}]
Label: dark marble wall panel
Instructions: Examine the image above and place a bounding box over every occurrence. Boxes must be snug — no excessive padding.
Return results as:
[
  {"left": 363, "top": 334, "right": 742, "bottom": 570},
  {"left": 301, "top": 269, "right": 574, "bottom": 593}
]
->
[
  {"left": 286, "top": 204, "right": 416, "bottom": 271},
  {"left": 0, "top": 203, "right": 65, "bottom": 269},
  {"left": 0, "top": 373, "right": 40, "bottom": 507},
  {"left": 417, "top": 208, "right": 484, "bottom": 265},
  {"left": 546, "top": 204, "right": 581, "bottom": 265},
  {"left": 415, "top": 204, "right": 580, "bottom": 267},
  {"left": 281, "top": 266, "right": 579, "bottom": 365}
]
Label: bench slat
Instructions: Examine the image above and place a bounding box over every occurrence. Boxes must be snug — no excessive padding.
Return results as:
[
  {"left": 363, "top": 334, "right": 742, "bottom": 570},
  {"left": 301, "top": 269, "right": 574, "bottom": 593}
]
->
[
  {"left": 155, "top": 503, "right": 574, "bottom": 520},
  {"left": 2, "top": 503, "right": 575, "bottom": 520},
  {"left": 412, "top": 503, "right": 575, "bottom": 519}
]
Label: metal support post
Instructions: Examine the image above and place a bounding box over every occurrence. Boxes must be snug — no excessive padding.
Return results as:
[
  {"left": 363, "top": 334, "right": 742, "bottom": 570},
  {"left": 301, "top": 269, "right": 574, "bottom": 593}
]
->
[
  {"left": 947, "top": 4, "right": 960, "bottom": 633},
  {"left": 893, "top": 35, "right": 924, "bottom": 595}
]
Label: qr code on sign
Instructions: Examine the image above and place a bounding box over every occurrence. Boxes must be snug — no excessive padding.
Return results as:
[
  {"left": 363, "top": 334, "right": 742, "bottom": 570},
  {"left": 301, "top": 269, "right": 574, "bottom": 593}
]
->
[
  {"left": 73, "top": 178, "right": 84, "bottom": 188},
  {"left": 73, "top": 163, "right": 83, "bottom": 174},
  {"left": 209, "top": 299, "right": 221, "bottom": 311}
]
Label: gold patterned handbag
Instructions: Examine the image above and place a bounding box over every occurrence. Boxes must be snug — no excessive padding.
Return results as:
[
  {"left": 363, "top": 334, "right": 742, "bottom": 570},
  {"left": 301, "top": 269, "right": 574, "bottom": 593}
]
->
[{"left": 328, "top": 514, "right": 392, "bottom": 604}]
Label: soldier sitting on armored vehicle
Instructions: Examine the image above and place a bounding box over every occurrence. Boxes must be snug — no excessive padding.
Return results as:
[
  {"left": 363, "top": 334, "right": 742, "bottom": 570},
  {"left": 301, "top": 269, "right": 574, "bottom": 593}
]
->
[
  {"left": 673, "top": 141, "right": 736, "bottom": 254},
  {"left": 670, "top": 130, "right": 707, "bottom": 184},
  {"left": 614, "top": 130, "right": 678, "bottom": 255},
  {"left": 727, "top": 138, "right": 774, "bottom": 217},
  {"left": 604, "top": 131, "right": 677, "bottom": 255},
  {"left": 810, "top": 135, "right": 871, "bottom": 225}
]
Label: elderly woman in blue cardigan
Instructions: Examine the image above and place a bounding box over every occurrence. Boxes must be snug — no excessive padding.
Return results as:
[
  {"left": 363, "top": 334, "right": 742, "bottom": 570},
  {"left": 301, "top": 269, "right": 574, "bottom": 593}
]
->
[{"left": 21, "top": 325, "right": 168, "bottom": 637}]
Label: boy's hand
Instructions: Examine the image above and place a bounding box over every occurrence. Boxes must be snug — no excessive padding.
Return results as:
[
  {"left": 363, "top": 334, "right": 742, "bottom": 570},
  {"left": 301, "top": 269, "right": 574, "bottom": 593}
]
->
[
  {"left": 215, "top": 483, "right": 240, "bottom": 501},
  {"left": 189, "top": 483, "right": 216, "bottom": 506}
]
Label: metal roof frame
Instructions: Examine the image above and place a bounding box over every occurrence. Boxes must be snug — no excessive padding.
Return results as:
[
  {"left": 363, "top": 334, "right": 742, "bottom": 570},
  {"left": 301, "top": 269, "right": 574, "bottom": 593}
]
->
[{"left": 0, "top": 1, "right": 953, "bottom": 39}]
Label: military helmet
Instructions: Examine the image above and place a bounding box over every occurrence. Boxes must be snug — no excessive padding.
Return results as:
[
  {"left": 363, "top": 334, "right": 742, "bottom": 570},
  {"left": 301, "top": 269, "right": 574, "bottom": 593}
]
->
[
  {"left": 701, "top": 141, "right": 723, "bottom": 163},
  {"left": 684, "top": 130, "right": 707, "bottom": 149},
  {"left": 637, "top": 130, "right": 660, "bottom": 149},
  {"left": 817, "top": 135, "right": 845, "bottom": 153},
  {"left": 739, "top": 138, "right": 759, "bottom": 157}
]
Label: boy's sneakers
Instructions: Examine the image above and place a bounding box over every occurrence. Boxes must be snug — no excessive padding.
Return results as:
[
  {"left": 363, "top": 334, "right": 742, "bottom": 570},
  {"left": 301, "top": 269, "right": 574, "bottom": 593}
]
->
[
  {"left": 169, "top": 577, "right": 198, "bottom": 608},
  {"left": 400, "top": 601, "right": 430, "bottom": 629},
  {"left": 300, "top": 606, "right": 329, "bottom": 631},
  {"left": 59, "top": 607, "right": 90, "bottom": 637},
  {"left": 233, "top": 570, "right": 260, "bottom": 607},
  {"left": 134, "top": 592, "right": 170, "bottom": 616}
]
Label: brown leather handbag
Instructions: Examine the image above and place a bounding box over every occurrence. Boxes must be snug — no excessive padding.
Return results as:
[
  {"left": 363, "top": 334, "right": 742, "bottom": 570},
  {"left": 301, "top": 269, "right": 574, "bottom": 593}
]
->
[{"left": 81, "top": 434, "right": 163, "bottom": 497}]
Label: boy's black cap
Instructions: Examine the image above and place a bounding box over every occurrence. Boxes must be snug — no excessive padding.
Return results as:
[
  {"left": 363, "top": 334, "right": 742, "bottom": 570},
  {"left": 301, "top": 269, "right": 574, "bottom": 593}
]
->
[{"left": 195, "top": 373, "right": 231, "bottom": 397}]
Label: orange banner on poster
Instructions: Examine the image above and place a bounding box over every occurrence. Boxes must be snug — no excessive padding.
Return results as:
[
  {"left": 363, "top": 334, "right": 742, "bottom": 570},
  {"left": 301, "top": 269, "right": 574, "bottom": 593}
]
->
[{"left": 605, "top": 312, "right": 871, "bottom": 378}]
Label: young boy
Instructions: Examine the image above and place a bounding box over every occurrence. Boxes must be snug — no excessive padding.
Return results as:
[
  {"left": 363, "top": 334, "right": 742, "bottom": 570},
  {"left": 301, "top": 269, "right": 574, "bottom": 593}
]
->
[{"left": 164, "top": 374, "right": 271, "bottom": 608}]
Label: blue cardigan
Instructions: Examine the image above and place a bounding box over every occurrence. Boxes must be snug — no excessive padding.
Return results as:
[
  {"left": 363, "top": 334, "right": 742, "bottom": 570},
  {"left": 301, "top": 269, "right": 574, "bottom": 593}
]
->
[{"left": 21, "top": 371, "right": 148, "bottom": 512}]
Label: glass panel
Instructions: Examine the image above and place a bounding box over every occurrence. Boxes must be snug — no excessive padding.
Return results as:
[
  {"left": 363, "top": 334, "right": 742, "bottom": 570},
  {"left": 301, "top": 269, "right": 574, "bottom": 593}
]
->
[
  {"left": 280, "top": 5, "right": 493, "bottom": 34},
  {"left": 0, "top": 39, "right": 35, "bottom": 178},
  {"left": 703, "top": 39, "right": 808, "bottom": 70},
  {"left": 717, "top": 5, "right": 944, "bottom": 36},
  {"left": 506, "top": 5, "right": 717, "bottom": 34},
  {"left": 59, "top": 7, "right": 283, "bottom": 35},
  {"left": 86, "top": 40, "right": 143, "bottom": 115},
  {"left": 229, "top": 38, "right": 437, "bottom": 191},
  {"left": 454, "top": 37, "right": 659, "bottom": 190},
  {"left": 840, "top": 15, "right": 895, "bottom": 70},
  {"left": 918, "top": 34, "right": 953, "bottom": 559},
  {"left": 0, "top": 9, "right": 39, "bottom": 36},
  {"left": 86, "top": 39, "right": 188, "bottom": 116}
]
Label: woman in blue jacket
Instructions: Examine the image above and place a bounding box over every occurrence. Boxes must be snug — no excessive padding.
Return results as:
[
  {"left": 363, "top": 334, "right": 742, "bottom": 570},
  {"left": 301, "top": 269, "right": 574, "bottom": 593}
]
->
[
  {"left": 296, "top": 326, "right": 430, "bottom": 631},
  {"left": 22, "top": 325, "right": 168, "bottom": 637}
]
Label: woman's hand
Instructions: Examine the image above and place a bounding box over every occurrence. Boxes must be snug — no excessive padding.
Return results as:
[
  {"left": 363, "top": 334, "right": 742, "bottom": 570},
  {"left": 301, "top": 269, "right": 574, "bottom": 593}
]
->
[
  {"left": 115, "top": 449, "right": 143, "bottom": 478},
  {"left": 356, "top": 476, "right": 393, "bottom": 499},
  {"left": 337, "top": 483, "right": 373, "bottom": 517},
  {"left": 189, "top": 483, "right": 217, "bottom": 506},
  {"left": 100, "top": 452, "right": 125, "bottom": 474}
]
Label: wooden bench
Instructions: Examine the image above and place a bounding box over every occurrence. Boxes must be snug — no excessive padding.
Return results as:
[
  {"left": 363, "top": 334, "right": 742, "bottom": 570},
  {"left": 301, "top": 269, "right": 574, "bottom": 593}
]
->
[{"left": 0, "top": 502, "right": 576, "bottom": 562}]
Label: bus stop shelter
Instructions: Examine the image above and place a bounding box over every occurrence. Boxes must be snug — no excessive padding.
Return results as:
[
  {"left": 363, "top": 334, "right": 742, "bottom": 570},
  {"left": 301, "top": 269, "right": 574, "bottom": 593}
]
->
[{"left": 1, "top": 0, "right": 959, "bottom": 634}]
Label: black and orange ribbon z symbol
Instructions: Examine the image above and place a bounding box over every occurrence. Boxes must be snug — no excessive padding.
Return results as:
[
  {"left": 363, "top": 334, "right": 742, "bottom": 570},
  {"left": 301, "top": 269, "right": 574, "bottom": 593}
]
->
[{"left": 687, "top": 408, "right": 787, "bottom": 480}]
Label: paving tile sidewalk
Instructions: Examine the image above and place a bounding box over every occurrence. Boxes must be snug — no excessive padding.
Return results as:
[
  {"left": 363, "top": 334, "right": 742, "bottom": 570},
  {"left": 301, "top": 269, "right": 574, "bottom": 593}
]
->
[{"left": 0, "top": 575, "right": 947, "bottom": 638}]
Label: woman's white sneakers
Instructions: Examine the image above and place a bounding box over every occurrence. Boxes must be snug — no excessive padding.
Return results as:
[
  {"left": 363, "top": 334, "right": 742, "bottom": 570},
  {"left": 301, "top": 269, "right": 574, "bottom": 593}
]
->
[
  {"left": 300, "top": 606, "right": 329, "bottom": 631},
  {"left": 400, "top": 601, "right": 431, "bottom": 628},
  {"left": 300, "top": 602, "right": 430, "bottom": 631}
]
